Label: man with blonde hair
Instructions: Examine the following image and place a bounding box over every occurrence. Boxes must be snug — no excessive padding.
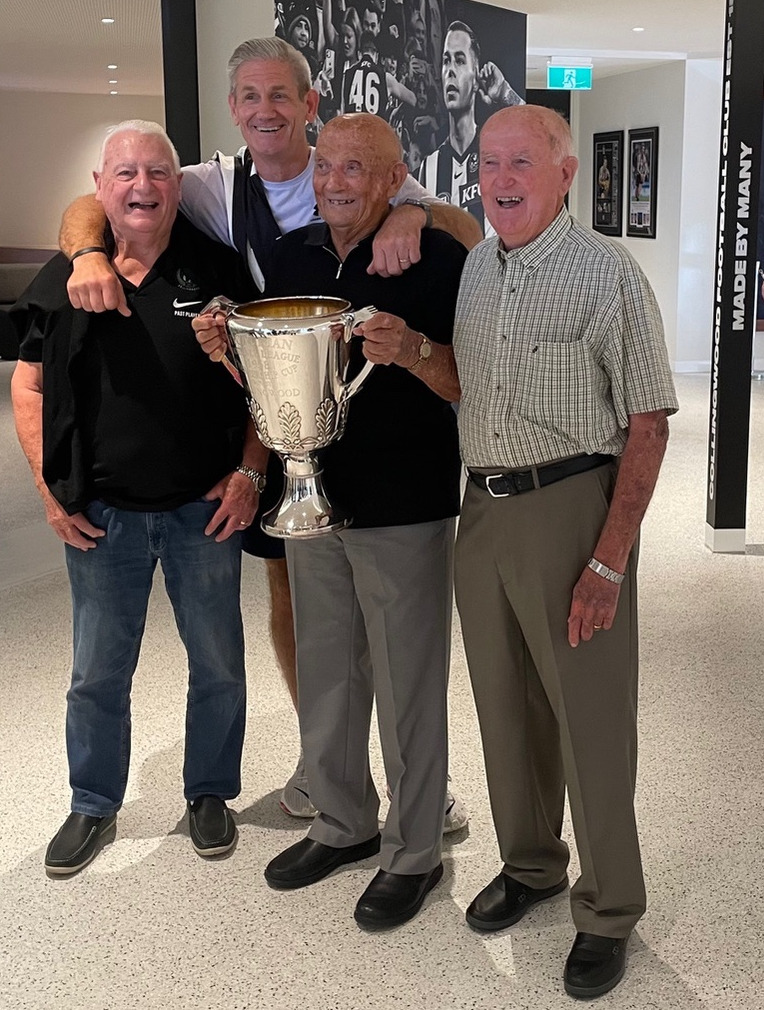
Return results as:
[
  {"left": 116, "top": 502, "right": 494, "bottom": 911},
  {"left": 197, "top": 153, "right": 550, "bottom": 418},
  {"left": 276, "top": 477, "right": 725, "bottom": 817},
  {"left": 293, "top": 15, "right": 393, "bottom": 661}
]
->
[{"left": 12, "top": 121, "right": 259, "bottom": 874}]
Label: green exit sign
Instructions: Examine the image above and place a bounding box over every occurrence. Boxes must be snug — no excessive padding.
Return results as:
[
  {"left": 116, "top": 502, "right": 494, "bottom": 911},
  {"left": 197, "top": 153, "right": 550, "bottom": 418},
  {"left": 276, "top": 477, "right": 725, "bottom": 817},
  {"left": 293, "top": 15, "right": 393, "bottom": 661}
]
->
[{"left": 547, "top": 66, "right": 593, "bottom": 90}]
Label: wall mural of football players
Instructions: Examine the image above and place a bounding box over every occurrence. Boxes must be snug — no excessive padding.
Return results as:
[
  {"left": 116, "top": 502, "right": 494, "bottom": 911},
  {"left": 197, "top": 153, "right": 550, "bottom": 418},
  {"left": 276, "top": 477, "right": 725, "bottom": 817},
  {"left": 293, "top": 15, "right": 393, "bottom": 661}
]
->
[
  {"left": 419, "top": 18, "right": 523, "bottom": 233},
  {"left": 275, "top": 0, "right": 527, "bottom": 232}
]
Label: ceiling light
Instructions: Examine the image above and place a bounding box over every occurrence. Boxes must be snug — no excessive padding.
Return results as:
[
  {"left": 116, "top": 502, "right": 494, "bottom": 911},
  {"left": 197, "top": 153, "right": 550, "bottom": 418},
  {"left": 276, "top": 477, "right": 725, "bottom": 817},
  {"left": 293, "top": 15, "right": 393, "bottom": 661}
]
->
[
  {"left": 110, "top": 90, "right": 118, "bottom": 95},
  {"left": 107, "top": 64, "right": 117, "bottom": 70},
  {"left": 102, "top": 18, "right": 115, "bottom": 24},
  {"left": 632, "top": 26, "right": 645, "bottom": 32},
  {"left": 109, "top": 80, "right": 117, "bottom": 84}
]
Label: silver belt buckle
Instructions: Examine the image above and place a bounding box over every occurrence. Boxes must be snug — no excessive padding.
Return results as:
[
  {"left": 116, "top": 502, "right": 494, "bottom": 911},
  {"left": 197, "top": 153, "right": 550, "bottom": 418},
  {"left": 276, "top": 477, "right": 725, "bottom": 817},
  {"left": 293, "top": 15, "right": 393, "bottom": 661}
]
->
[{"left": 485, "top": 473, "right": 512, "bottom": 498}]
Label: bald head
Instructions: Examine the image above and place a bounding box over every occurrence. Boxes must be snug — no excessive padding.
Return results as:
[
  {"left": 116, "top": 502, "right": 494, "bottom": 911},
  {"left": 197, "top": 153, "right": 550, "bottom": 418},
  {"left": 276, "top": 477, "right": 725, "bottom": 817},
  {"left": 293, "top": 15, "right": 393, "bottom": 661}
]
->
[
  {"left": 313, "top": 114, "right": 407, "bottom": 258},
  {"left": 318, "top": 113, "right": 403, "bottom": 167},
  {"left": 479, "top": 104, "right": 578, "bottom": 249},
  {"left": 482, "top": 105, "right": 575, "bottom": 164}
]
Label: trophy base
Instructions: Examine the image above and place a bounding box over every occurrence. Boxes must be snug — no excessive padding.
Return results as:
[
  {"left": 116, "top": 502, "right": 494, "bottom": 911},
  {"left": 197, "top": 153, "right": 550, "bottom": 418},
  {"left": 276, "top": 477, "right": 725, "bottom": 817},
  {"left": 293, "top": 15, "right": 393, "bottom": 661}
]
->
[{"left": 261, "top": 461, "right": 351, "bottom": 539}]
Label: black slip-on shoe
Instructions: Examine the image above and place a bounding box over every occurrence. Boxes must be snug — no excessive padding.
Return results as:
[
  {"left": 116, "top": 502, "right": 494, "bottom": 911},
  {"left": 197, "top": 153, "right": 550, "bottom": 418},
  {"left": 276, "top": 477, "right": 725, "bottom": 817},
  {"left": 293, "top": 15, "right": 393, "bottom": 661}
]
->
[
  {"left": 188, "top": 796, "right": 237, "bottom": 857},
  {"left": 44, "top": 812, "right": 117, "bottom": 876},
  {"left": 354, "top": 863, "right": 444, "bottom": 930},
  {"left": 264, "top": 833, "right": 381, "bottom": 890},
  {"left": 564, "top": 931, "right": 628, "bottom": 999},
  {"left": 466, "top": 871, "right": 568, "bottom": 931}
]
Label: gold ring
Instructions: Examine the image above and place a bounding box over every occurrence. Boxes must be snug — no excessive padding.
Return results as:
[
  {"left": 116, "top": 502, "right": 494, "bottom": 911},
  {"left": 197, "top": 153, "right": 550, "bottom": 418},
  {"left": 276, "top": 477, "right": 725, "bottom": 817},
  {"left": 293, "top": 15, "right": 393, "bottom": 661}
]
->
[
  {"left": 593, "top": 624, "right": 602, "bottom": 630},
  {"left": 239, "top": 521, "right": 248, "bottom": 526}
]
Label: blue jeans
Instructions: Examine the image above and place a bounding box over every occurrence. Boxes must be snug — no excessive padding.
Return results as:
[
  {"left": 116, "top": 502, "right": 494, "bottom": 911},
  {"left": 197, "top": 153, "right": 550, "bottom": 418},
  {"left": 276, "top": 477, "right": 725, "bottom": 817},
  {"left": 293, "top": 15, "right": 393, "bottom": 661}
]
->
[{"left": 64, "top": 499, "right": 246, "bottom": 817}]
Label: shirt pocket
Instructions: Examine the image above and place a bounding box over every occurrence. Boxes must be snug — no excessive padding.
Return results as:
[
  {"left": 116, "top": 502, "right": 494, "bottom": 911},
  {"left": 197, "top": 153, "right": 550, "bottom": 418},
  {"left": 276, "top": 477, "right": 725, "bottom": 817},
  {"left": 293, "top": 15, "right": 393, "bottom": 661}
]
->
[{"left": 516, "top": 336, "right": 602, "bottom": 445}]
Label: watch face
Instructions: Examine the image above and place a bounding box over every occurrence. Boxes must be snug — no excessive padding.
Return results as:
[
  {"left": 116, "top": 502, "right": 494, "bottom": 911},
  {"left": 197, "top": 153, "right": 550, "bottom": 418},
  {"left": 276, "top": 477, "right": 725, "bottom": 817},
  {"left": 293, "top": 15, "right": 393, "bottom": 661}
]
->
[{"left": 420, "top": 338, "right": 432, "bottom": 359}]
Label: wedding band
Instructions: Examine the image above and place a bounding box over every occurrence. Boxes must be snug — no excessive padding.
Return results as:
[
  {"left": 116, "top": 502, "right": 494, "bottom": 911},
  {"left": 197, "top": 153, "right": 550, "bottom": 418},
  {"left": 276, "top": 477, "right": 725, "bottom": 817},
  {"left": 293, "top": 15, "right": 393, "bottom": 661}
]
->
[
  {"left": 239, "top": 521, "right": 248, "bottom": 526},
  {"left": 399, "top": 256, "right": 410, "bottom": 262},
  {"left": 593, "top": 624, "right": 602, "bottom": 630}
]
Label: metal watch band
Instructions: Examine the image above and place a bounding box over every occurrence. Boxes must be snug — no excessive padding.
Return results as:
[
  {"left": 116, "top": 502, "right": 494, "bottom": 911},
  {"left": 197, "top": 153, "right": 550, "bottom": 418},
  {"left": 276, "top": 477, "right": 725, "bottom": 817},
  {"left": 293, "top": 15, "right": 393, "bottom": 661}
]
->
[
  {"left": 236, "top": 465, "right": 266, "bottom": 491},
  {"left": 403, "top": 198, "right": 433, "bottom": 228},
  {"left": 587, "top": 557, "right": 625, "bottom": 585}
]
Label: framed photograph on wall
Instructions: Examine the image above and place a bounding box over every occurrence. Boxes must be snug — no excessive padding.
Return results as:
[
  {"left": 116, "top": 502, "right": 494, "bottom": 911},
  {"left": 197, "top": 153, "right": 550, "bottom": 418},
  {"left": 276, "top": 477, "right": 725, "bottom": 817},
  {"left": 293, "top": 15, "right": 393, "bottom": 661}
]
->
[
  {"left": 592, "top": 130, "right": 623, "bottom": 236},
  {"left": 627, "top": 127, "right": 659, "bottom": 238}
]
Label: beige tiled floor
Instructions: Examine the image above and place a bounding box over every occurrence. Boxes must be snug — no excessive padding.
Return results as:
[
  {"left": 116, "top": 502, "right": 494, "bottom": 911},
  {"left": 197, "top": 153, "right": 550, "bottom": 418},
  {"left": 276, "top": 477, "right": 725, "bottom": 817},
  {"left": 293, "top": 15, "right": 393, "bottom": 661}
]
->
[{"left": 0, "top": 363, "right": 762, "bottom": 1009}]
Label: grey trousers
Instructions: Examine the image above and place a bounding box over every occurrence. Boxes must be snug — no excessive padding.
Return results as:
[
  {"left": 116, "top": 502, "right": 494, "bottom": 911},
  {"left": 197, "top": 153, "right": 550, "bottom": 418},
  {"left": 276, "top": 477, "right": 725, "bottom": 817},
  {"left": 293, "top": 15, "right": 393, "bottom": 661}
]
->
[
  {"left": 454, "top": 463, "right": 645, "bottom": 937},
  {"left": 286, "top": 517, "right": 455, "bottom": 874}
]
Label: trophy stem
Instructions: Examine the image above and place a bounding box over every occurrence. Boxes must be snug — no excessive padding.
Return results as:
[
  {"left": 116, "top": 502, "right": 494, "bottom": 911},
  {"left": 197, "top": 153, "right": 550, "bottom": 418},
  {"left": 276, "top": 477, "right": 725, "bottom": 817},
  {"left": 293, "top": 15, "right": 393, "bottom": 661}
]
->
[{"left": 261, "top": 455, "right": 351, "bottom": 538}]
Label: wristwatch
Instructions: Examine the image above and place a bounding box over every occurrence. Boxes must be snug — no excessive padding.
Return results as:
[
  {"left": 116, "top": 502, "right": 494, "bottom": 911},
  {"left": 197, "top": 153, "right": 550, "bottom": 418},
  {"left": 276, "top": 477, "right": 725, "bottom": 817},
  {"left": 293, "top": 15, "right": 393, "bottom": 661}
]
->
[
  {"left": 408, "top": 334, "right": 432, "bottom": 372},
  {"left": 403, "top": 198, "right": 433, "bottom": 229},
  {"left": 586, "top": 557, "right": 625, "bottom": 585},
  {"left": 236, "top": 465, "right": 267, "bottom": 492}
]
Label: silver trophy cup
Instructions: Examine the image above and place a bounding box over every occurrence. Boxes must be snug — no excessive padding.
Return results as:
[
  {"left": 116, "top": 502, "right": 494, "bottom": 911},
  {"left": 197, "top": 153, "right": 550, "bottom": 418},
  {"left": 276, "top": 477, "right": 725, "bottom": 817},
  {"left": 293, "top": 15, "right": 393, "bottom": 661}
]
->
[{"left": 203, "top": 295, "right": 376, "bottom": 538}]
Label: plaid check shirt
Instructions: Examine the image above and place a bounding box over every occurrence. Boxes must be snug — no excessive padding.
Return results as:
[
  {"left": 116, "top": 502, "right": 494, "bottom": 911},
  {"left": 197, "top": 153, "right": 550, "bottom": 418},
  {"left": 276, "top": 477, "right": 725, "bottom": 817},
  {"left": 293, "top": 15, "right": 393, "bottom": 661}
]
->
[{"left": 453, "top": 209, "right": 679, "bottom": 468}]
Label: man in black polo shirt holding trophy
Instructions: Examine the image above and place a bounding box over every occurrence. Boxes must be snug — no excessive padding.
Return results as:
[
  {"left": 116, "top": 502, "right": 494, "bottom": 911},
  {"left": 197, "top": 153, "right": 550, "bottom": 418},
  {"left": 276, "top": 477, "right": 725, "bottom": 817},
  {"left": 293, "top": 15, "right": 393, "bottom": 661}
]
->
[{"left": 194, "top": 113, "right": 466, "bottom": 929}]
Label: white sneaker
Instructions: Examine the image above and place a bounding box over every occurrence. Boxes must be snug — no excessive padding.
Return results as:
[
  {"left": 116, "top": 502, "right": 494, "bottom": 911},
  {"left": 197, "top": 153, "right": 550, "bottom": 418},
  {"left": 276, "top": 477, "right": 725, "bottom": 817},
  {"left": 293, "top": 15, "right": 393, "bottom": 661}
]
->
[
  {"left": 442, "top": 783, "right": 469, "bottom": 834},
  {"left": 385, "top": 777, "right": 469, "bottom": 835},
  {"left": 279, "top": 753, "right": 317, "bottom": 818}
]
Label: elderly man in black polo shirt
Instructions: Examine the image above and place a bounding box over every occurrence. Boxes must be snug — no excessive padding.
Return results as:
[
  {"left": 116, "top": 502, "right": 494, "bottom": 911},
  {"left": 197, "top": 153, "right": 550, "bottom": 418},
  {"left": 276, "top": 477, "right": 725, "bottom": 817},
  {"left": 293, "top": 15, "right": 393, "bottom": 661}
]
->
[
  {"left": 194, "top": 112, "right": 466, "bottom": 928},
  {"left": 11, "top": 121, "right": 261, "bottom": 876}
]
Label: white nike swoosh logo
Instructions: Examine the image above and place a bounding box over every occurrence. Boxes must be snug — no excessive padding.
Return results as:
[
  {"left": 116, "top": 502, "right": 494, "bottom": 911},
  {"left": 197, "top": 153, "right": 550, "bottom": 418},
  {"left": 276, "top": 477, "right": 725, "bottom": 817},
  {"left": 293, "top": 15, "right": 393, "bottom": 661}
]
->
[{"left": 173, "top": 298, "right": 202, "bottom": 308}]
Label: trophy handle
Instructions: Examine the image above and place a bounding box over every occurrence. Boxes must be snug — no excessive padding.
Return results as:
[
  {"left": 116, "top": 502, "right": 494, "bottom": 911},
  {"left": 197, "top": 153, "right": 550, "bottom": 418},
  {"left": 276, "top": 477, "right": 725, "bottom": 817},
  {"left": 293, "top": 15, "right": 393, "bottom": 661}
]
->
[
  {"left": 341, "top": 356, "right": 375, "bottom": 400},
  {"left": 338, "top": 305, "right": 377, "bottom": 399},
  {"left": 198, "top": 297, "right": 242, "bottom": 385},
  {"left": 341, "top": 304, "right": 378, "bottom": 342}
]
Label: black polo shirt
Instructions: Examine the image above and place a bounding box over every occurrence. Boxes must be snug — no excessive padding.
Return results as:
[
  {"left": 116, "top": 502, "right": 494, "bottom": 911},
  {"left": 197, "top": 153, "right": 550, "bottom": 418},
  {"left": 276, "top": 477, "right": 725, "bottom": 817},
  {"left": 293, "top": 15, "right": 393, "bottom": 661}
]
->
[
  {"left": 17, "top": 213, "right": 256, "bottom": 513},
  {"left": 263, "top": 223, "right": 466, "bottom": 529}
]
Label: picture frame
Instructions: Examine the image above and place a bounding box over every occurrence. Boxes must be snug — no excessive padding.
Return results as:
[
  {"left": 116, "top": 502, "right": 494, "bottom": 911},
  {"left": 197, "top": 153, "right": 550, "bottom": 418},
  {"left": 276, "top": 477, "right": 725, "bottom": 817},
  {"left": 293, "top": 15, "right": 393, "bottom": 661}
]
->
[
  {"left": 627, "top": 127, "right": 659, "bottom": 238},
  {"left": 592, "top": 130, "right": 623, "bottom": 236}
]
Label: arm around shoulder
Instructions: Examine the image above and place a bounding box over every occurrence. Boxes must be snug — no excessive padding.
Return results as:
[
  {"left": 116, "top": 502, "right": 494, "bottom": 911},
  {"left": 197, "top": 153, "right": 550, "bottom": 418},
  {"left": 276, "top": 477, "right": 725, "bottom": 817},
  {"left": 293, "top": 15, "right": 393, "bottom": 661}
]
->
[
  {"left": 428, "top": 201, "right": 483, "bottom": 250},
  {"left": 59, "top": 194, "right": 128, "bottom": 316}
]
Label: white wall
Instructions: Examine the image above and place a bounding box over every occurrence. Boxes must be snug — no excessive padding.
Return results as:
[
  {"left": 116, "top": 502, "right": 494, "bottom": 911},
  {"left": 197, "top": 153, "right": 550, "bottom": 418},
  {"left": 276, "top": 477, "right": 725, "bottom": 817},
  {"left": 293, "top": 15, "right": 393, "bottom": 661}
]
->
[
  {"left": 571, "top": 59, "right": 723, "bottom": 372},
  {"left": 196, "top": 0, "right": 275, "bottom": 160},
  {"left": 0, "top": 91, "right": 164, "bottom": 250},
  {"left": 676, "top": 59, "right": 724, "bottom": 372},
  {"left": 571, "top": 62, "right": 686, "bottom": 368}
]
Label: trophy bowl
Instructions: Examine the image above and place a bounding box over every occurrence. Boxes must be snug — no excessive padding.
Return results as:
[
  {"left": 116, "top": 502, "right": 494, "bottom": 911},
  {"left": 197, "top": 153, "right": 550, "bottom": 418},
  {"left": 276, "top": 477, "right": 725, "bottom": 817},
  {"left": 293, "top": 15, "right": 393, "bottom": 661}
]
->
[{"left": 203, "top": 295, "right": 376, "bottom": 538}]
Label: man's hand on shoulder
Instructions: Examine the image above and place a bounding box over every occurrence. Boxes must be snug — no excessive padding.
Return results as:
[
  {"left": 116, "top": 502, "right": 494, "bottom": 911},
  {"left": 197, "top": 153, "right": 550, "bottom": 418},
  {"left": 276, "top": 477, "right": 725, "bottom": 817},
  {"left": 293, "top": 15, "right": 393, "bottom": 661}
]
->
[
  {"left": 368, "top": 204, "right": 425, "bottom": 277},
  {"left": 67, "top": 251, "right": 130, "bottom": 317}
]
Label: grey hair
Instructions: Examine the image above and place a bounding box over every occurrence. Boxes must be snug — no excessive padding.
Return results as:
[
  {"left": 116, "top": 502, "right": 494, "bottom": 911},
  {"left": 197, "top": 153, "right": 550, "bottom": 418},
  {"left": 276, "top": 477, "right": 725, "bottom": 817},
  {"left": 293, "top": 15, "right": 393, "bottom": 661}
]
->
[
  {"left": 97, "top": 120, "right": 180, "bottom": 173},
  {"left": 227, "top": 37, "right": 312, "bottom": 98},
  {"left": 544, "top": 110, "right": 576, "bottom": 163}
]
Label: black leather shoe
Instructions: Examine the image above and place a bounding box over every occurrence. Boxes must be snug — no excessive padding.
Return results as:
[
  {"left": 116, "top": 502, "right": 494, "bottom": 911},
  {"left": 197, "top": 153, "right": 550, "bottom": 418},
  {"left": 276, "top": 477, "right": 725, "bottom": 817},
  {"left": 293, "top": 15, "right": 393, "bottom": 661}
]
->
[
  {"left": 466, "top": 871, "right": 567, "bottom": 931},
  {"left": 354, "top": 863, "right": 444, "bottom": 930},
  {"left": 188, "top": 796, "right": 236, "bottom": 857},
  {"left": 564, "top": 931, "right": 628, "bottom": 998},
  {"left": 264, "top": 833, "right": 381, "bottom": 890},
  {"left": 44, "top": 812, "right": 117, "bottom": 876}
]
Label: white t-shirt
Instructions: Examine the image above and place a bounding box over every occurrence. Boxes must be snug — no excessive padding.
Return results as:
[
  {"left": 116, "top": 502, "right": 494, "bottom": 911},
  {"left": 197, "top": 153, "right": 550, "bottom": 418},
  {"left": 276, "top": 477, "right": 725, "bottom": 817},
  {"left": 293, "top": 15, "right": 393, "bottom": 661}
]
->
[{"left": 180, "top": 147, "right": 435, "bottom": 290}]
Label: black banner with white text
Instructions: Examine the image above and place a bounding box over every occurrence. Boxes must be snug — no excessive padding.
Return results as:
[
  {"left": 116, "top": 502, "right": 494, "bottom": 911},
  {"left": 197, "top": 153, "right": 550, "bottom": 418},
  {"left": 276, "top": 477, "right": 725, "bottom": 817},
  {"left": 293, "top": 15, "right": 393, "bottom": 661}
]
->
[{"left": 706, "top": 0, "right": 764, "bottom": 550}]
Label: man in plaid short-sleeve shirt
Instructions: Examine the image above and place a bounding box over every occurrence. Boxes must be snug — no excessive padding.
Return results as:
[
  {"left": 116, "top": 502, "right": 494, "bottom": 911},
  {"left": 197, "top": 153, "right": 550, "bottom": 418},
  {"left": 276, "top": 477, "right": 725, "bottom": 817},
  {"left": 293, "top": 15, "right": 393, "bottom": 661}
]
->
[{"left": 449, "top": 106, "right": 678, "bottom": 999}]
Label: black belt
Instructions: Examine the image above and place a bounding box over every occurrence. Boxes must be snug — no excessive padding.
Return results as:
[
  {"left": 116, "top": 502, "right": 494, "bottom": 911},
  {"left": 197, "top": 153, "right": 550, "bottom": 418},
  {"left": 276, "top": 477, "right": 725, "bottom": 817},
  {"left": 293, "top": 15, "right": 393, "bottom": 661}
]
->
[{"left": 467, "top": 454, "right": 614, "bottom": 498}]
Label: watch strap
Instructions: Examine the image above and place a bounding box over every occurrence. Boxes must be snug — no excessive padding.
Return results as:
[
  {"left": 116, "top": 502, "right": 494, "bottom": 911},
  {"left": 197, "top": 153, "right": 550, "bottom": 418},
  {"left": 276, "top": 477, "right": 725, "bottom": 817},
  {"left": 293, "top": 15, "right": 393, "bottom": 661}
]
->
[
  {"left": 403, "top": 198, "right": 433, "bottom": 229},
  {"left": 586, "top": 557, "right": 625, "bottom": 585},
  {"left": 408, "top": 334, "right": 432, "bottom": 372},
  {"left": 236, "top": 465, "right": 266, "bottom": 491}
]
